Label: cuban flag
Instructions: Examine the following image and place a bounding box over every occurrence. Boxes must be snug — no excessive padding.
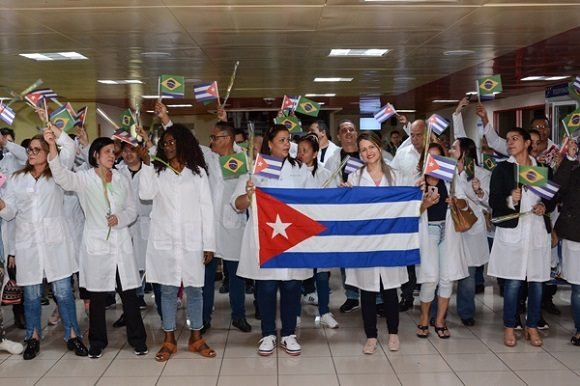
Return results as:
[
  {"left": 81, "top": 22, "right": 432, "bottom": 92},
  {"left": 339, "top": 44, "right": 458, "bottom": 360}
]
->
[
  {"left": 425, "top": 153, "right": 457, "bottom": 182},
  {"left": 255, "top": 186, "right": 422, "bottom": 268},
  {"left": 24, "top": 88, "right": 57, "bottom": 107},
  {"left": 428, "top": 113, "right": 449, "bottom": 136},
  {"left": 344, "top": 156, "right": 364, "bottom": 175},
  {"left": 253, "top": 153, "right": 283, "bottom": 179},
  {"left": 574, "top": 76, "right": 580, "bottom": 93},
  {"left": 373, "top": 103, "right": 397, "bottom": 124},
  {"left": 281, "top": 95, "right": 298, "bottom": 111},
  {"left": 112, "top": 129, "right": 138, "bottom": 147},
  {"left": 528, "top": 180, "right": 559, "bottom": 200},
  {"left": 0, "top": 102, "right": 16, "bottom": 125},
  {"left": 194, "top": 81, "right": 219, "bottom": 102}
]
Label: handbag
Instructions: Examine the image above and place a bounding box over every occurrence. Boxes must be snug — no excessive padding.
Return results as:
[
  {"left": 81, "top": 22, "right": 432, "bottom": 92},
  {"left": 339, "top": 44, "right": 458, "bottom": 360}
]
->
[
  {"left": 1, "top": 279, "right": 22, "bottom": 305},
  {"left": 449, "top": 175, "right": 478, "bottom": 232}
]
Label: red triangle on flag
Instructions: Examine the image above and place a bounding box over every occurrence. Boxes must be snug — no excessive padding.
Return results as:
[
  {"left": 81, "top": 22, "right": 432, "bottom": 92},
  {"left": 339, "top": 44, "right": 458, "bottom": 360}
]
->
[
  {"left": 424, "top": 154, "right": 440, "bottom": 175},
  {"left": 256, "top": 188, "right": 327, "bottom": 266},
  {"left": 253, "top": 154, "right": 269, "bottom": 174}
]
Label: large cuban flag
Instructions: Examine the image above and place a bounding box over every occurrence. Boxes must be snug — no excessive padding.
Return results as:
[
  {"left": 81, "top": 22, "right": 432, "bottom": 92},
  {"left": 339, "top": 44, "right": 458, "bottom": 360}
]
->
[{"left": 255, "top": 186, "right": 422, "bottom": 268}]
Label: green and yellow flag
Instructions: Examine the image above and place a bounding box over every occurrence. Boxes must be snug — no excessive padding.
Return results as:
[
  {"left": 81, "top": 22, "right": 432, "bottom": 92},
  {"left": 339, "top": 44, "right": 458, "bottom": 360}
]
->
[
  {"left": 295, "top": 96, "right": 320, "bottom": 117},
  {"left": 49, "top": 105, "right": 76, "bottom": 133},
  {"left": 482, "top": 154, "right": 497, "bottom": 171},
  {"left": 518, "top": 165, "right": 548, "bottom": 187},
  {"left": 220, "top": 152, "right": 248, "bottom": 179},
  {"left": 159, "top": 74, "right": 185, "bottom": 98},
  {"left": 464, "top": 156, "right": 475, "bottom": 180},
  {"left": 274, "top": 115, "right": 302, "bottom": 133},
  {"left": 563, "top": 108, "right": 580, "bottom": 131},
  {"left": 478, "top": 74, "right": 503, "bottom": 95},
  {"left": 120, "top": 109, "right": 135, "bottom": 129}
]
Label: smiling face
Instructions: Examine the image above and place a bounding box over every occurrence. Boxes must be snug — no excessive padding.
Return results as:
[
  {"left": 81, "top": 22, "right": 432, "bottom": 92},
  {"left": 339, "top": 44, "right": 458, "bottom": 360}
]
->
[
  {"left": 121, "top": 143, "right": 140, "bottom": 167},
  {"left": 268, "top": 129, "right": 291, "bottom": 158},
  {"left": 27, "top": 138, "right": 48, "bottom": 166},
  {"left": 96, "top": 143, "right": 117, "bottom": 169},
  {"left": 359, "top": 139, "right": 381, "bottom": 166},
  {"left": 531, "top": 118, "right": 550, "bottom": 142}
]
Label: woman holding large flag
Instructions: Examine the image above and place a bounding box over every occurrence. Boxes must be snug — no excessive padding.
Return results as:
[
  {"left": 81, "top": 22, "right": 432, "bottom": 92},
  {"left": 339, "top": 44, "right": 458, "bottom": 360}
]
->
[
  {"left": 487, "top": 128, "right": 556, "bottom": 347},
  {"left": 233, "top": 124, "right": 314, "bottom": 357},
  {"left": 343, "top": 132, "right": 409, "bottom": 353},
  {"left": 0, "top": 125, "right": 87, "bottom": 360},
  {"left": 139, "top": 124, "right": 217, "bottom": 362}
]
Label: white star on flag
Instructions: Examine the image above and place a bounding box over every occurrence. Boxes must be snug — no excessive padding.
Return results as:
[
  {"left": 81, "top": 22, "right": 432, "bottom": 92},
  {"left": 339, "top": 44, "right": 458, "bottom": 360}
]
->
[{"left": 267, "top": 214, "right": 292, "bottom": 239}]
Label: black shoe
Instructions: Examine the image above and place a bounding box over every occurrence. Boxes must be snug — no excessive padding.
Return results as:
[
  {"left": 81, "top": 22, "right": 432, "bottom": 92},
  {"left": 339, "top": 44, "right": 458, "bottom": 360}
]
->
[
  {"left": 113, "top": 314, "right": 126, "bottom": 328},
  {"left": 138, "top": 297, "right": 147, "bottom": 310},
  {"left": 514, "top": 316, "right": 523, "bottom": 331},
  {"left": 88, "top": 346, "right": 103, "bottom": 359},
  {"left": 200, "top": 320, "right": 211, "bottom": 334},
  {"left": 339, "top": 299, "right": 360, "bottom": 313},
  {"left": 245, "top": 282, "right": 255, "bottom": 294},
  {"left": 144, "top": 283, "right": 153, "bottom": 293},
  {"left": 134, "top": 344, "right": 148, "bottom": 356},
  {"left": 232, "top": 318, "right": 252, "bottom": 333},
  {"left": 542, "top": 301, "right": 561, "bottom": 316},
  {"left": 67, "top": 337, "right": 88, "bottom": 357},
  {"left": 399, "top": 299, "right": 413, "bottom": 312},
  {"left": 40, "top": 297, "right": 50, "bottom": 306},
  {"left": 23, "top": 338, "right": 40, "bottom": 360},
  {"left": 376, "top": 303, "right": 385, "bottom": 317},
  {"left": 475, "top": 284, "right": 485, "bottom": 294},
  {"left": 461, "top": 318, "right": 475, "bottom": 326},
  {"left": 218, "top": 282, "right": 229, "bottom": 294},
  {"left": 537, "top": 318, "right": 550, "bottom": 330},
  {"left": 429, "top": 318, "right": 436, "bottom": 327}
]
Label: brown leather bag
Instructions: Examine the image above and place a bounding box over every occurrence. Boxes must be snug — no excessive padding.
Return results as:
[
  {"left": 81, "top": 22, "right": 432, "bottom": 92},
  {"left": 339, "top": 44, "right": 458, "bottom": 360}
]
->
[{"left": 449, "top": 199, "right": 478, "bottom": 232}]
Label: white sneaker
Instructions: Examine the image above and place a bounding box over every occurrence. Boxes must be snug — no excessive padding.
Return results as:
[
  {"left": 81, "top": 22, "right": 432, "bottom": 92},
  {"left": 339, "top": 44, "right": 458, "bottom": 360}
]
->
[
  {"left": 320, "top": 313, "right": 339, "bottom": 329},
  {"left": 302, "top": 292, "right": 318, "bottom": 306},
  {"left": 258, "top": 335, "right": 277, "bottom": 356},
  {"left": 0, "top": 339, "right": 24, "bottom": 355},
  {"left": 281, "top": 335, "right": 301, "bottom": 356}
]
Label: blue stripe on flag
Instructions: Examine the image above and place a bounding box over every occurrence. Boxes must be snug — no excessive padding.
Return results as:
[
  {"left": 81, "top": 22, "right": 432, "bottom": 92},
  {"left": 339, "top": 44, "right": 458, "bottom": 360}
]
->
[
  {"left": 260, "top": 186, "right": 422, "bottom": 205},
  {"left": 318, "top": 217, "right": 418, "bottom": 236},
  {"left": 261, "top": 249, "right": 421, "bottom": 268}
]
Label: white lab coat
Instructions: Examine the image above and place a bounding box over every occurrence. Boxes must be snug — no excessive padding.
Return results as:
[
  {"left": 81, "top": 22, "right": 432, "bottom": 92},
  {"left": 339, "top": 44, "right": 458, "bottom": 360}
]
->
[
  {"left": 389, "top": 143, "right": 421, "bottom": 186},
  {"left": 233, "top": 160, "right": 314, "bottom": 281},
  {"left": 457, "top": 166, "right": 491, "bottom": 267},
  {"left": 139, "top": 163, "right": 215, "bottom": 287},
  {"left": 487, "top": 157, "right": 551, "bottom": 282},
  {"left": 48, "top": 155, "right": 139, "bottom": 292},
  {"left": 561, "top": 240, "right": 580, "bottom": 285},
  {"left": 416, "top": 179, "right": 470, "bottom": 284},
  {"left": 119, "top": 164, "right": 152, "bottom": 271},
  {"left": 344, "top": 167, "right": 409, "bottom": 292},
  {"left": 318, "top": 141, "right": 340, "bottom": 168}
]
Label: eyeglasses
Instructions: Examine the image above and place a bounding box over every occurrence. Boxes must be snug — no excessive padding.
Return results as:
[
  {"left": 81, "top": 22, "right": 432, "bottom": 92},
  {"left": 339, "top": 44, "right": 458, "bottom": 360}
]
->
[
  {"left": 161, "top": 139, "right": 176, "bottom": 148},
  {"left": 209, "top": 135, "right": 229, "bottom": 141},
  {"left": 26, "top": 147, "right": 43, "bottom": 155},
  {"left": 533, "top": 125, "right": 549, "bottom": 130}
]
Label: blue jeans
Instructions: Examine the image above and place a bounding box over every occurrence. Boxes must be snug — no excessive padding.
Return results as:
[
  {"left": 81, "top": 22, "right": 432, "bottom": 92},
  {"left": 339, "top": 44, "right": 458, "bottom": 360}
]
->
[
  {"left": 572, "top": 284, "right": 580, "bottom": 334},
  {"left": 223, "top": 260, "right": 246, "bottom": 320},
  {"left": 456, "top": 266, "right": 477, "bottom": 320},
  {"left": 503, "top": 280, "right": 542, "bottom": 328},
  {"left": 316, "top": 271, "right": 331, "bottom": 315},
  {"left": 255, "top": 280, "right": 301, "bottom": 337},
  {"left": 161, "top": 285, "right": 203, "bottom": 331},
  {"left": 202, "top": 258, "right": 218, "bottom": 323},
  {"left": 340, "top": 268, "right": 359, "bottom": 300},
  {"left": 23, "top": 276, "right": 81, "bottom": 341}
]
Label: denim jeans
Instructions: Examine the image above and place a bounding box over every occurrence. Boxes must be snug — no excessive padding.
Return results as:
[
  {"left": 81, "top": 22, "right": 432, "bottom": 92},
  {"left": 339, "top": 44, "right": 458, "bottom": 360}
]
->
[
  {"left": 503, "top": 280, "right": 542, "bottom": 328},
  {"left": 23, "top": 276, "right": 81, "bottom": 341},
  {"left": 316, "top": 271, "right": 331, "bottom": 315},
  {"left": 255, "top": 280, "right": 301, "bottom": 337},
  {"left": 572, "top": 284, "right": 580, "bottom": 334},
  {"left": 340, "top": 268, "right": 359, "bottom": 300},
  {"left": 456, "top": 266, "right": 477, "bottom": 320},
  {"left": 202, "top": 257, "right": 218, "bottom": 323},
  {"left": 223, "top": 260, "right": 246, "bottom": 320},
  {"left": 161, "top": 285, "right": 203, "bottom": 331}
]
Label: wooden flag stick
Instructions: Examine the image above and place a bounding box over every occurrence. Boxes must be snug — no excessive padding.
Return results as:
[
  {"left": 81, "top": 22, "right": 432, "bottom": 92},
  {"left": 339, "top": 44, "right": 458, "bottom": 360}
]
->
[
  {"left": 222, "top": 61, "right": 240, "bottom": 107},
  {"left": 6, "top": 78, "right": 44, "bottom": 107},
  {"left": 421, "top": 123, "right": 433, "bottom": 176},
  {"left": 247, "top": 121, "right": 255, "bottom": 178},
  {"left": 322, "top": 155, "right": 350, "bottom": 188},
  {"left": 96, "top": 108, "right": 121, "bottom": 130},
  {"left": 475, "top": 80, "right": 481, "bottom": 104}
]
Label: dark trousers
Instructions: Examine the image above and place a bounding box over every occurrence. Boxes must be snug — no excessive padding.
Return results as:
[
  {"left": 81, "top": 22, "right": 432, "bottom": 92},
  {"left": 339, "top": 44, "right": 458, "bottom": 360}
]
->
[
  {"left": 202, "top": 257, "right": 218, "bottom": 323},
  {"left": 400, "top": 265, "right": 416, "bottom": 302},
  {"left": 88, "top": 269, "right": 147, "bottom": 350},
  {"left": 361, "top": 283, "right": 399, "bottom": 338}
]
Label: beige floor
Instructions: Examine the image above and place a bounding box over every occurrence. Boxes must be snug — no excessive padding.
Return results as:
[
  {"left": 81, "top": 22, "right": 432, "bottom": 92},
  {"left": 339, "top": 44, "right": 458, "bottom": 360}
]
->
[{"left": 0, "top": 271, "right": 579, "bottom": 386}]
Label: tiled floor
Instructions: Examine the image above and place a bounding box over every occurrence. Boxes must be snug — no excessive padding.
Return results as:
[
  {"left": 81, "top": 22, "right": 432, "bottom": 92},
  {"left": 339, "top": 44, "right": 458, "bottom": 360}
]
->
[{"left": 1, "top": 271, "right": 579, "bottom": 385}]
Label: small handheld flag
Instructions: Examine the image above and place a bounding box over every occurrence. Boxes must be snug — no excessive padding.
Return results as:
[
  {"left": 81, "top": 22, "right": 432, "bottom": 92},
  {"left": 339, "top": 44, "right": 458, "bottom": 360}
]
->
[
  {"left": 25, "top": 88, "right": 57, "bottom": 107},
  {"left": 274, "top": 115, "right": 301, "bottom": 133},
  {"left": 0, "top": 102, "right": 16, "bottom": 126},
  {"left": 194, "top": 81, "right": 219, "bottom": 103},
  {"left": 220, "top": 152, "right": 248, "bottom": 179},
  {"left": 49, "top": 105, "right": 76, "bottom": 133},
  {"left": 563, "top": 108, "right": 580, "bottom": 131},
  {"left": 295, "top": 96, "right": 320, "bottom": 117},
  {"left": 482, "top": 154, "right": 497, "bottom": 171},
  {"left": 517, "top": 165, "right": 548, "bottom": 187},
  {"left": 464, "top": 156, "right": 475, "bottom": 181},
  {"left": 75, "top": 106, "right": 88, "bottom": 127},
  {"left": 158, "top": 75, "right": 185, "bottom": 98},
  {"left": 281, "top": 95, "right": 298, "bottom": 111},
  {"left": 253, "top": 153, "right": 283, "bottom": 179},
  {"left": 373, "top": 103, "right": 397, "bottom": 124},
  {"left": 120, "top": 109, "right": 136, "bottom": 129},
  {"left": 425, "top": 153, "right": 457, "bottom": 182},
  {"left": 344, "top": 156, "right": 364, "bottom": 175},
  {"left": 427, "top": 113, "right": 450, "bottom": 136},
  {"left": 112, "top": 129, "right": 139, "bottom": 147},
  {"left": 478, "top": 74, "right": 503, "bottom": 95},
  {"left": 528, "top": 180, "right": 559, "bottom": 200}
]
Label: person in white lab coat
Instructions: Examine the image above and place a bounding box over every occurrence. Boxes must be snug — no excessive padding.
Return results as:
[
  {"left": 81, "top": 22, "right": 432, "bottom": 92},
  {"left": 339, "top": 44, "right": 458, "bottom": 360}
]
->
[
  {"left": 233, "top": 124, "right": 314, "bottom": 357},
  {"left": 487, "top": 128, "right": 557, "bottom": 348},
  {"left": 307, "top": 120, "right": 339, "bottom": 168},
  {"left": 48, "top": 136, "right": 147, "bottom": 359},
  {"left": 0, "top": 128, "right": 87, "bottom": 359},
  {"left": 342, "top": 132, "right": 409, "bottom": 354},
  {"left": 139, "top": 124, "right": 217, "bottom": 362}
]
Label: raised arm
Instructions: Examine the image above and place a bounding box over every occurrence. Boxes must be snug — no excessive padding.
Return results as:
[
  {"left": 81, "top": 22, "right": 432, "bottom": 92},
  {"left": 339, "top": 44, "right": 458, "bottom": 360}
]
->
[{"left": 46, "top": 128, "right": 86, "bottom": 192}]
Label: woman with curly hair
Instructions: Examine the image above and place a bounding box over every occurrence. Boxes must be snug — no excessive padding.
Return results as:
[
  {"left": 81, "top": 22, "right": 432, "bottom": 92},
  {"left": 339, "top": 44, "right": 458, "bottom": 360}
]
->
[{"left": 139, "top": 124, "right": 216, "bottom": 362}]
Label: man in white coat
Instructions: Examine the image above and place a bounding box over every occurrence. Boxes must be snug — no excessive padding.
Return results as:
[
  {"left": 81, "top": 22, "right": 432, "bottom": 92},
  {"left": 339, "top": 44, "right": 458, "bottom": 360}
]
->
[{"left": 308, "top": 121, "right": 339, "bottom": 168}]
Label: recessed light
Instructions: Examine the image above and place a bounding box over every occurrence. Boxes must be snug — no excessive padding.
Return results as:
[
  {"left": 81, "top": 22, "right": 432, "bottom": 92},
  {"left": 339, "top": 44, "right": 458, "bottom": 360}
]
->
[
  {"left": 141, "top": 52, "right": 171, "bottom": 57},
  {"left": 329, "top": 49, "right": 389, "bottom": 57},
  {"left": 544, "top": 76, "right": 570, "bottom": 80},
  {"left": 142, "top": 95, "right": 161, "bottom": 99},
  {"left": 98, "top": 80, "right": 143, "bottom": 85},
  {"left": 314, "top": 77, "right": 353, "bottom": 82},
  {"left": 167, "top": 104, "right": 193, "bottom": 108},
  {"left": 146, "top": 110, "right": 155, "bottom": 113},
  {"left": 443, "top": 50, "right": 475, "bottom": 56},
  {"left": 432, "top": 99, "right": 459, "bottom": 103},
  {"left": 304, "top": 93, "right": 336, "bottom": 97},
  {"left": 521, "top": 76, "right": 545, "bottom": 81},
  {"left": 394, "top": 76, "right": 416, "bottom": 81},
  {"left": 19, "top": 52, "right": 88, "bottom": 61},
  {"left": 521, "top": 75, "right": 570, "bottom": 81}
]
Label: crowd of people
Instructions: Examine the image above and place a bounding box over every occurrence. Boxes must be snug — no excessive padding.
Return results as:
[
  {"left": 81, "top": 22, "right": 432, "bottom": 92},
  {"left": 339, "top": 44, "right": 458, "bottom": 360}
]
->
[{"left": 0, "top": 96, "right": 578, "bottom": 362}]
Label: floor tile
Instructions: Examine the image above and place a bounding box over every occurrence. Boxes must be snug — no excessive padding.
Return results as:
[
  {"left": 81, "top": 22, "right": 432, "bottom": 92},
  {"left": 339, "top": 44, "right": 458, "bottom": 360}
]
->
[
  {"left": 397, "top": 371, "right": 463, "bottom": 386},
  {"left": 456, "top": 371, "right": 526, "bottom": 386},
  {"left": 389, "top": 354, "right": 452, "bottom": 373},
  {"left": 219, "top": 357, "right": 277, "bottom": 376},
  {"left": 0, "top": 358, "right": 57, "bottom": 378},
  {"left": 36, "top": 376, "right": 101, "bottom": 386},
  {"left": 338, "top": 373, "right": 401, "bottom": 386},
  {"left": 217, "top": 375, "right": 277, "bottom": 386},
  {"left": 157, "top": 375, "right": 218, "bottom": 385},
  {"left": 279, "top": 373, "right": 339, "bottom": 386},
  {"left": 45, "top": 358, "right": 112, "bottom": 377},
  {"left": 333, "top": 355, "right": 393, "bottom": 374},
  {"left": 551, "top": 350, "right": 580, "bottom": 370},
  {"left": 515, "top": 369, "right": 580, "bottom": 386},
  {"left": 443, "top": 353, "right": 510, "bottom": 372},
  {"left": 278, "top": 356, "right": 335, "bottom": 375},
  {"left": 102, "top": 358, "right": 165, "bottom": 377},
  {"left": 497, "top": 352, "right": 568, "bottom": 371},
  {"left": 96, "top": 376, "right": 159, "bottom": 385}
]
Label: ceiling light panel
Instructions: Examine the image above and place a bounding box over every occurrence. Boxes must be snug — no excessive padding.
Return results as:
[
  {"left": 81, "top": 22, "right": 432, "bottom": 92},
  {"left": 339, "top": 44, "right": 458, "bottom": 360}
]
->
[
  {"left": 19, "top": 52, "right": 88, "bottom": 61},
  {"left": 314, "top": 77, "right": 353, "bottom": 82},
  {"left": 329, "top": 49, "right": 389, "bottom": 57}
]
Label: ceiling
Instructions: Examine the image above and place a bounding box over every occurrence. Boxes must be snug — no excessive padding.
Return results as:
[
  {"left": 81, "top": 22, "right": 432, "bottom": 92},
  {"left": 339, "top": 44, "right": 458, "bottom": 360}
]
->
[{"left": 1, "top": 0, "right": 579, "bottom": 115}]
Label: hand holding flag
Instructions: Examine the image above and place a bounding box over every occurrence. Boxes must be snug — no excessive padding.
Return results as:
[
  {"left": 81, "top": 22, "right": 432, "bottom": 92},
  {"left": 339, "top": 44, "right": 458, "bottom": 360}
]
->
[{"left": 424, "top": 153, "right": 457, "bottom": 182}]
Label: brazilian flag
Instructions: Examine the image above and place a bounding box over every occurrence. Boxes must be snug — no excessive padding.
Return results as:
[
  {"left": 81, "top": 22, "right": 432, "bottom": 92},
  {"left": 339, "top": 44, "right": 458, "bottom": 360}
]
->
[
  {"left": 464, "top": 156, "right": 475, "bottom": 181},
  {"left": 220, "top": 152, "right": 248, "bottom": 179},
  {"left": 482, "top": 154, "right": 497, "bottom": 171},
  {"left": 478, "top": 74, "right": 503, "bottom": 95},
  {"left": 295, "top": 96, "right": 320, "bottom": 117},
  {"left": 569, "top": 81, "right": 580, "bottom": 102},
  {"left": 518, "top": 165, "right": 548, "bottom": 187},
  {"left": 274, "top": 115, "right": 302, "bottom": 133},
  {"left": 120, "top": 109, "right": 135, "bottom": 129},
  {"left": 49, "top": 105, "right": 76, "bottom": 133},
  {"left": 563, "top": 108, "right": 580, "bottom": 131},
  {"left": 159, "top": 75, "right": 185, "bottom": 98}
]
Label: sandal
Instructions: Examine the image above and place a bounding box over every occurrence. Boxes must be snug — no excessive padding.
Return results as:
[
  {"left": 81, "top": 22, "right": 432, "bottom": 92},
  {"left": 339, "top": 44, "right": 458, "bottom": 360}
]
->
[
  {"left": 155, "top": 341, "right": 177, "bottom": 362},
  {"left": 188, "top": 338, "right": 216, "bottom": 358},
  {"left": 363, "top": 338, "right": 377, "bottom": 355},
  {"left": 434, "top": 325, "right": 450, "bottom": 339},
  {"left": 416, "top": 324, "right": 429, "bottom": 338}
]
